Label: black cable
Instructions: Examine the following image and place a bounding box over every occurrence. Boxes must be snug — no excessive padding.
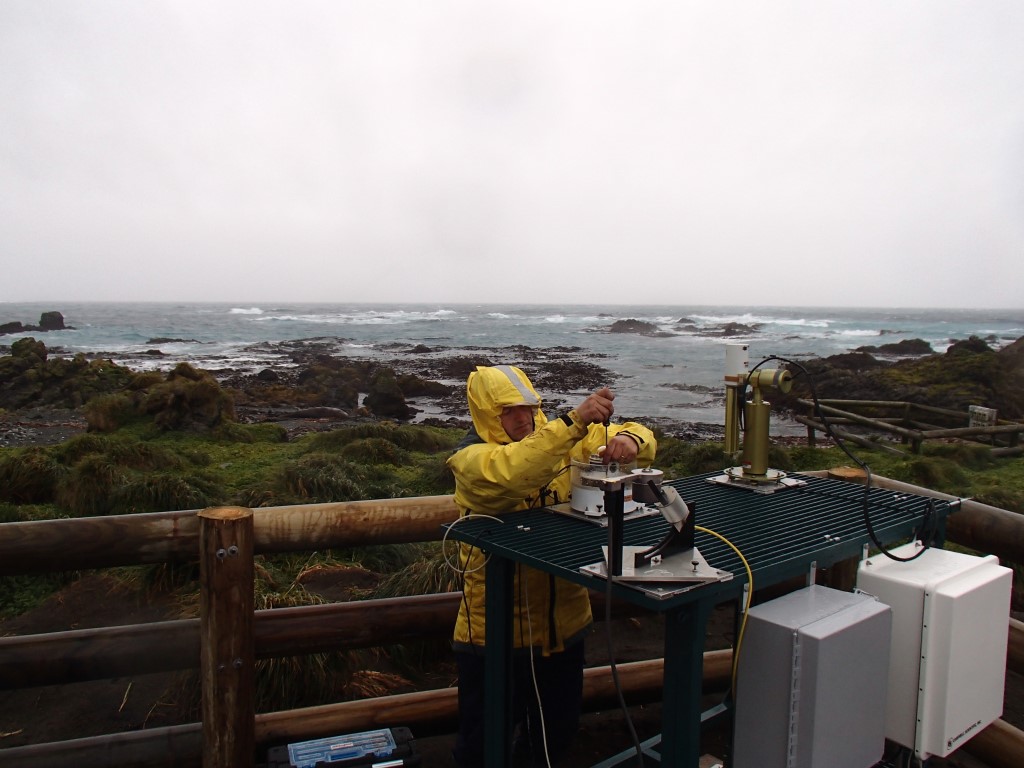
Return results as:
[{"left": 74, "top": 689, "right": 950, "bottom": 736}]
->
[
  {"left": 761, "top": 354, "right": 933, "bottom": 562},
  {"left": 458, "top": 539, "right": 475, "bottom": 647}
]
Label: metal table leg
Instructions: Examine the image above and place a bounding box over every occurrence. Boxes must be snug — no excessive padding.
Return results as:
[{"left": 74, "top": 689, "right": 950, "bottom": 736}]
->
[
  {"left": 661, "top": 599, "right": 714, "bottom": 766},
  {"left": 484, "top": 555, "right": 514, "bottom": 767}
]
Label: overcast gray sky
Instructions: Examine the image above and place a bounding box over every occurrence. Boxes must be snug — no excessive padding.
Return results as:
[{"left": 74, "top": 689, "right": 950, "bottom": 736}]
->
[{"left": 2, "top": 1, "right": 1022, "bottom": 308}]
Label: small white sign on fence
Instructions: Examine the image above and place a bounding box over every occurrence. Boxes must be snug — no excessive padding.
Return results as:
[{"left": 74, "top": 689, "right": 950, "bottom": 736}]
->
[{"left": 969, "top": 405, "right": 998, "bottom": 428}]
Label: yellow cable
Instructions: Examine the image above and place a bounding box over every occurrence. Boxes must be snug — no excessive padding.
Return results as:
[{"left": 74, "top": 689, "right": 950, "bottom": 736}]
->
[{"left": 695, "top": 524, "right": 753, "bottom": 695}]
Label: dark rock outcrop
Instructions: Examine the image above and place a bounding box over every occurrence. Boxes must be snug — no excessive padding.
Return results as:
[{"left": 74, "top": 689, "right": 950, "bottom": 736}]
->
[
  {"left": 609, "top": 319, "right": 659, "bottom": 334},
  {"left": 0, "top": 338, "right": 134, "bottom": 410},
  {"left": 38, "top": 312, "right": 66, "bottom": 331},
  {"left": 0, "top": 312, "right": 72, "bottom": 335},
  {"left": 777, "top": 334, "right": 1024, "bottom": 420},
  {"left": 716, "top": 322, "right": 760, "bottom": 337},
  {"left": 363, "top": 369, "right": 413, "bottom": 420},
  {"left": 856, "top": 338, "right": 934, "bottom": 356},
  {"left": 608, "top": 319, "right": 672, "bottom": 337}
]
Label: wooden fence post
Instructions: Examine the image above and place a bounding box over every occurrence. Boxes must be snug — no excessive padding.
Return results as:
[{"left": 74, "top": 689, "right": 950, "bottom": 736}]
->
[{"left": 199, "top": 506, "right": 255, "bottom": 768}]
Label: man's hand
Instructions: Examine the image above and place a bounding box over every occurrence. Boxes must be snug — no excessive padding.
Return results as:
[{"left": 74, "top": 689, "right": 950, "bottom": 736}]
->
[
  {"left": 575, "top": 387, "right": 615, "bottom": 426},
  {"left": 603, "top": 434, "right": 639, "bottom": 464}
]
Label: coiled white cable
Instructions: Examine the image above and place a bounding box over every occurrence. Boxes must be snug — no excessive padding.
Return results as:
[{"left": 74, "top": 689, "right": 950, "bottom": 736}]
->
[{"left": 441, "top": 513, "right": 504, "bottom": 575}]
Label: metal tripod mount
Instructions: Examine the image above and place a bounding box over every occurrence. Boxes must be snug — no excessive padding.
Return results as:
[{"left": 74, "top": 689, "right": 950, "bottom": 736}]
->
[
  {"left": 579, "top": 467, "right": 728, "bottom": 587},
  {"left": 633, "top": 481, "right": 695, "bottom": 568}
]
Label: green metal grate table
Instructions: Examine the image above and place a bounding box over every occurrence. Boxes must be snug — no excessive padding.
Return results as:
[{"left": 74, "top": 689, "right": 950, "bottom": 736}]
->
[{"left": 443, "top": 470, "right": 955, "bottom": 767}]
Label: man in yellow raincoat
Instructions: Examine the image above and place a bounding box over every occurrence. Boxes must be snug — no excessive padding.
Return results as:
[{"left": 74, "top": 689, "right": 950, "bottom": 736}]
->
[{"left": 448, "top": 364, "right": 657, "bottom": 767}]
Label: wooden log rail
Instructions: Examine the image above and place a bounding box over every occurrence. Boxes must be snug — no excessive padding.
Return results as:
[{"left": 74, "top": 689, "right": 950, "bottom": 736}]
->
[
  {"left": 798, "top": 398, "right": 1024, "bottom": 455},
  {"left": 813, "top": 399, "right": 997, "bottom": 421},
  {"left": 2, "top": 486, "right": 1024, "bottom": 767},
  {"left": 0, "top": 495, "right": 460, "bottom": 576},
  {"left": 0, "top": 591, "right": 646, "bottom": 690},
  {"left": 794, "top": 414, "right": 908, "bottom": 456}
]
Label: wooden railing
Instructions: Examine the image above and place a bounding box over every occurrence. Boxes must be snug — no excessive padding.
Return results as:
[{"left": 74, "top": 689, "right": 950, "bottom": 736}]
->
[
  {"left": 796, "top": 399, "right": 1024, "bottom": 456},
  {"left": 2, "top": 483, "right": 1023, "bottom": 768}
]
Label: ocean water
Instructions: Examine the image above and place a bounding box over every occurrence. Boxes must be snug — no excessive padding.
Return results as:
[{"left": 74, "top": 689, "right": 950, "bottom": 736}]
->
[{"left": 3, "top": 302, "right": 1022, "bottom": 431}]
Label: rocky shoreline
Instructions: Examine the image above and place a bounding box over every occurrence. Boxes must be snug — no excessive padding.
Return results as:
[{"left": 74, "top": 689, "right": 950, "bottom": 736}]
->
[
  {"left": 1, "top": 323, "right": 740, "bottom": 447},
  {"left": 2, "top": 325, "right": 1023, "bottom": 449}
]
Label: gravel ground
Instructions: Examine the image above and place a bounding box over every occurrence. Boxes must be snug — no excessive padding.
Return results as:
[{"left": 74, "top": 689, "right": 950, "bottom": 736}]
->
[{"left": 0, "top": 408, "right": 88, "bottom": 447}]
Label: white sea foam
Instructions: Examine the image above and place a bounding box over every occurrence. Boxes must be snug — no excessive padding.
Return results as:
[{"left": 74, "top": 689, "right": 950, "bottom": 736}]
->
[
  {"left": 836, "top": 329, "right": 881, "bottom": 337},
  {"left": 771, "top": 317, "right": 831, "bottom": 328},
  {"left": 229, "top": 307, "right": 264, "bottom": 315}
]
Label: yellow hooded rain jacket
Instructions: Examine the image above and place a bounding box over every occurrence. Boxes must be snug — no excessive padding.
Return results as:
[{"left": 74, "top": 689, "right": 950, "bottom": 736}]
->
[{"left": 447, "top": 365, "right": 657, "bottom": 655}]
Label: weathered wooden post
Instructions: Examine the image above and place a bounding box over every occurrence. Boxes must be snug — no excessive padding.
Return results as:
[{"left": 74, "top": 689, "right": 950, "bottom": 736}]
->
[{"left": 199, "top": 506, "right": 255, "bottom": 768}]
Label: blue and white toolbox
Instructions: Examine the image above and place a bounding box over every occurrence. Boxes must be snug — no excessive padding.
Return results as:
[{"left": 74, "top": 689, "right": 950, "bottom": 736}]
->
[{"left": 266, "top": 726, "right": 419, "bottom": 768}]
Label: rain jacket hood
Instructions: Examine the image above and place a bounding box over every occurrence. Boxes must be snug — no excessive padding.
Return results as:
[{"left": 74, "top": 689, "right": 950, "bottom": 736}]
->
[{"left": 466, "top": 365, "right": 549, "bottom": 444}]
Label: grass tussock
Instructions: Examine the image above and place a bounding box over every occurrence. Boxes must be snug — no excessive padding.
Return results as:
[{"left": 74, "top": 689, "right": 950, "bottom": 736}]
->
[
  {"left": 139, "top": 562, "right": 202, "bottom": 595},
  {"left": 0, "top": 448, "right": 68, "bottom": 503},
  {"left": 329, "top": 543, "right": 435, "bottom": 575},
  {"left": 338, "top": 437, "right": 410, "bottom": 466},
  {"left": 114, "top": 472, "right": 218, "bottom": 514},
  {"left": 921, "top": 441, "right": 998, "bottom": 472},
  {"left": 304, "top": 422, "right": 458, "bottom": 454},
  {"left": 56, "top": 454, "right": 129, "bottom": 516},
  {"left": 49, "top": 442, "right": 223, "bottom": 516},
  {"left": 271, "top": 453, "right": 414, "bottom": 505},
  {"left": 368, "top": 547, "right": 459, "bottom": 599},
  {"left": 0, "top": 502, "right": 20, "bottom": 524},
  {"left": 83, "top": 393, "right": 141, "bottom": 433},
  {"left": 52, "top": 433, "right": 125, "bottom": 464},
  {"left": 143, "top": 364, "right": 236, "bottom": 430},
  {"left": 253, "top": 651, "right": 356, "bottom": 712},
  {"left": 903, "top": 456, "right": 970, "bottom": 493},
  {"left": 280, "top": 454, "right": 373, "bottom": 502}
]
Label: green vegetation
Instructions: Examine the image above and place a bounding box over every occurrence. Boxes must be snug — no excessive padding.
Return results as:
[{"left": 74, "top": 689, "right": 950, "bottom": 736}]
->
[
  {"left": 782, "top": 438, "right": 1024, "bottom": 511},
  {"left": 0, "top": 572, "right": 76, "bottom": 618},
  {"left": 0, "top": 337, "right": 137, "bottom": 409},
  {"left": 2, "top": 423, "right": 1022, "bottom": 607},
  {"left": 2, "top": 417, "right": 1022, "bottom": 713}
]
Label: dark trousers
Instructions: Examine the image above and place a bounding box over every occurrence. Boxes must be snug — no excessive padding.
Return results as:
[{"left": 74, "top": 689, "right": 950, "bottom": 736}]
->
[{"left": 452, "top": 640, "right": 585, "bottom": 768}]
